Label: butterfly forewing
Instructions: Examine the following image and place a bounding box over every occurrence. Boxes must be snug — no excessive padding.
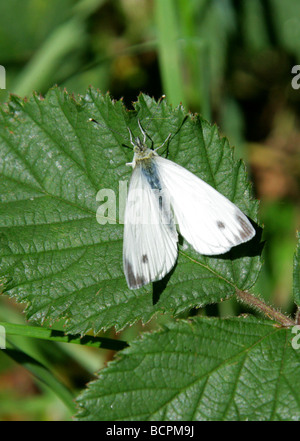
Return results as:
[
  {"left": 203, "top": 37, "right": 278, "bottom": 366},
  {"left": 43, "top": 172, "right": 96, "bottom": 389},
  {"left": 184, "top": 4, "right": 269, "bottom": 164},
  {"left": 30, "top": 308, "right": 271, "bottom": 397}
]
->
[
  {"left": 155, "top": 156, "right": 255, "bottom": 255},
  {"left": 123, "top": 162, "right": 178, "bottom": 289}
]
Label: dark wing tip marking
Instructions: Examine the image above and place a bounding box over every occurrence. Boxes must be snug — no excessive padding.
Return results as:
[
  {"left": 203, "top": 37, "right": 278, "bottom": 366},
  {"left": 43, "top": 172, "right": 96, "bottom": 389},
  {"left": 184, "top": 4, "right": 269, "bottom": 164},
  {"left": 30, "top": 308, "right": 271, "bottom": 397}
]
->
[
  {"left": 124, "top": 259, "right": 146, "bottom": 289},
  {"left": 142, "top": 254, "right": 148, "bottom": 263},
  {"left": 235, "top": 214, "right": 255, "bottom": 241}
]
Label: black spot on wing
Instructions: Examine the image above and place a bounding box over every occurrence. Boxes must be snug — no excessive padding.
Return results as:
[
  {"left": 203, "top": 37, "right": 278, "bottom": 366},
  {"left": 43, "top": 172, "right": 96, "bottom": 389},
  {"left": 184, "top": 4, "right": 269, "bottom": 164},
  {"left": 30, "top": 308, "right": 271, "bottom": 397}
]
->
[
  {"left": 142, "top": 254, "right": 148, "bottom": 264},
  {"left": 124, "top": 259, "right": 146, "bottom": 289},
  {"left": 217, "top": 221, "right": 225, "bottom": 229}
]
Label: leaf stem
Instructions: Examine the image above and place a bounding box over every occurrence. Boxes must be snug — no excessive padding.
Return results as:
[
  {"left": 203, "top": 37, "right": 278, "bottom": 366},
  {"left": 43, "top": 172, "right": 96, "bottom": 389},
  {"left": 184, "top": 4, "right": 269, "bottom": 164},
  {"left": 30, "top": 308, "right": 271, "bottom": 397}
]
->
[{"left": 236, "top": 290, "right": 295, "bottom": 327}]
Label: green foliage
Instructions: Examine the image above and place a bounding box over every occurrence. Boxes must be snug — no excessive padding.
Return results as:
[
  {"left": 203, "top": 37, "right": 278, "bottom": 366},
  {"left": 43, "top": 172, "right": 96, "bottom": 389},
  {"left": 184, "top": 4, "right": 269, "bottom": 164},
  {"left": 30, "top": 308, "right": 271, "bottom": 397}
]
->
[
  {"left": 1, "top": 88, "right": 299, "bottom": 421},
  {"left": 76, "top": 316, "right": 300, "bottom": 421},
  {"left": 1, "top": 0, "right": 299, "bottom": 422},
  {"left": 5, "top": 339, "right": 76, "bottom": 414},
  {"left": 0, "top": 89, "right": 261, "bottom": 335},
  {"left": 0, "top": 0, "right": 75, "bottom": 62}
]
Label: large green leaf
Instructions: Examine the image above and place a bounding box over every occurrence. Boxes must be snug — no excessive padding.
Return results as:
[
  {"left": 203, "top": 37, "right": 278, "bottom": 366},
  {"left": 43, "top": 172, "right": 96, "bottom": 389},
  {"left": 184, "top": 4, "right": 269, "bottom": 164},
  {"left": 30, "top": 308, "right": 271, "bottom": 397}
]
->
[
  {"left": 75, "top": 316, "right": 300, "bottom": 421},
  {"left": 0, "top": 87, "right": 261, "bottom": 334}
]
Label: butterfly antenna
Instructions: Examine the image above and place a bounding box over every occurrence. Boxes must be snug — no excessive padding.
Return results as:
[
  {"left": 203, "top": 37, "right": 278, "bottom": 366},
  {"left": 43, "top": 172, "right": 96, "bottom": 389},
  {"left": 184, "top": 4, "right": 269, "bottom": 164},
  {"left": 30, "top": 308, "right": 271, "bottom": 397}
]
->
[{"left": 138, "top": 119, "right": 147, "bottom": 144}]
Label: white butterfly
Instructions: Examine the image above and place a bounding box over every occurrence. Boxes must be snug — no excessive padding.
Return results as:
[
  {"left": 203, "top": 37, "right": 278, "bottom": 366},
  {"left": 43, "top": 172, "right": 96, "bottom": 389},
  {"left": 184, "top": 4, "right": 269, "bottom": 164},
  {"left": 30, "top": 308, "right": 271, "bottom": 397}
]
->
[{"left": 123, "top": 120, "right": 255, "bottom": 289}]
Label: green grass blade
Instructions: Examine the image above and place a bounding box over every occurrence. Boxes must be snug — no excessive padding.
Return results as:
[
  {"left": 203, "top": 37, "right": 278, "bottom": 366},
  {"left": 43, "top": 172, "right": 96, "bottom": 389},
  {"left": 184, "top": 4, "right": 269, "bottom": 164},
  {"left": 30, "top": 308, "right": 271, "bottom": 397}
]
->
[
  {"left": 12, "top": 0, "right": 105, "bottom": 97},
  {"left": 5, "top": 340, "right": 76, "bottom": 415},
  {"left": 154, "top": 0, "right": 186, "bottom": 107}
]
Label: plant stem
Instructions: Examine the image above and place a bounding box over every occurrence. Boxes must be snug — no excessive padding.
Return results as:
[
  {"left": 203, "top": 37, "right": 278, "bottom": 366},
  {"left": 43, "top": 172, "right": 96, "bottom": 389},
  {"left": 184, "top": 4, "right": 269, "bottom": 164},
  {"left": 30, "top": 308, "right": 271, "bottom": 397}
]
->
[{"left": 236, "top": 290, "right": 295, "bottom": 327}]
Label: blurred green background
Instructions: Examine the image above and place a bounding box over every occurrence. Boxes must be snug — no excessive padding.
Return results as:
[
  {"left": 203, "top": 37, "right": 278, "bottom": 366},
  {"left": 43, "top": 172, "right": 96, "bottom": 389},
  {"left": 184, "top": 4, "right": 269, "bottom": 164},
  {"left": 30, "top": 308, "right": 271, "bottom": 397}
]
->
[{"left": 0, "top": 0, "right": 299, "bottom": 420}]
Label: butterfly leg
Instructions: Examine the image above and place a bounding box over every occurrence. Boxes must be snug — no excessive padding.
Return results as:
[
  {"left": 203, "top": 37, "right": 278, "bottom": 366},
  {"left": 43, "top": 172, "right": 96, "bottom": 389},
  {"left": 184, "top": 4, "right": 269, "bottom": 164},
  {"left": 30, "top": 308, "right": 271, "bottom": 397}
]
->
[
  {"left": 127, "top": 127, "right": 136, "bottom": 148},
  {"left": 155, "top": 133, "right": 172, "bottom": 156}
]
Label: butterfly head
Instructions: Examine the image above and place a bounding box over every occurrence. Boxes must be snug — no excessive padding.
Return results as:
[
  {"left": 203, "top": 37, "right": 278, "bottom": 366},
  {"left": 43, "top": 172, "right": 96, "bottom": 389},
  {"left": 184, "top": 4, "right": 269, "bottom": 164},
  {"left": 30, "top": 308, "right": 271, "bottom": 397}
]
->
[
  {"left": 132, "top": 135, "right": 148, "bottom": 154},
  {"left": 127, "top": 120, "right": 156, "bottom": 166}
]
